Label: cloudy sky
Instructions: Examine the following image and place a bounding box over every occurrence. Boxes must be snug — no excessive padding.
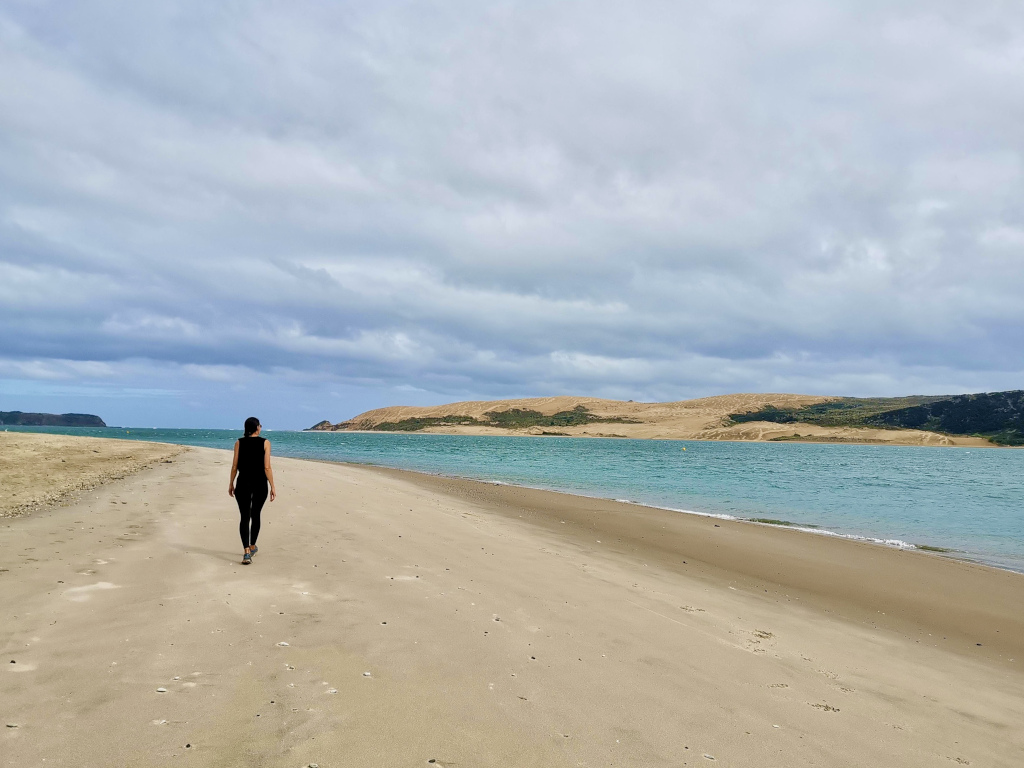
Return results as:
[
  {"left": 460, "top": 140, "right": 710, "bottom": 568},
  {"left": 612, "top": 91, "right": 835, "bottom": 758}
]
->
[{"left": 2, "top": 1, "right": 1023, "bottom": 428}]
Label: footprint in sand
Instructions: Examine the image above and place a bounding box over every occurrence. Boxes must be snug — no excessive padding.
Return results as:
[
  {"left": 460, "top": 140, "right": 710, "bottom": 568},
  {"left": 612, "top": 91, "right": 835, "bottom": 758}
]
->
[
  {"left": 744, "top": 629, "right": 776, "bottom": 654},
  {"left": 809, "top": 703, "right": 840, "bottom": 712}
]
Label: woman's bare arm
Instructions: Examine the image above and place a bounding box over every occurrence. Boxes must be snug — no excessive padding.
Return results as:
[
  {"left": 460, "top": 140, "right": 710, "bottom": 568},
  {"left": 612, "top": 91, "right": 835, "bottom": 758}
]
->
[
  {"left": 229, "top": 440, "right": 239, "bottom": 496},
  {"left": 264, "top": 440, "right": 276, "bottom": 501}
]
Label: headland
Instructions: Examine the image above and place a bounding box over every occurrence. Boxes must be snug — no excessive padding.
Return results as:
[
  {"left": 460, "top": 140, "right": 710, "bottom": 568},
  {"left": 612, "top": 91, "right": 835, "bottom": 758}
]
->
[{"left": 309, "top": 390, "right": 1024, "bottom": 446}]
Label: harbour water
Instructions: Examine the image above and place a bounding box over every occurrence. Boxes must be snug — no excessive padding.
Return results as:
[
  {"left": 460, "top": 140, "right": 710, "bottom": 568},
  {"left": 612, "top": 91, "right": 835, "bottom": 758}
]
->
[{"left": 8, "top": 426, "right": 1024, "bottom": 572}]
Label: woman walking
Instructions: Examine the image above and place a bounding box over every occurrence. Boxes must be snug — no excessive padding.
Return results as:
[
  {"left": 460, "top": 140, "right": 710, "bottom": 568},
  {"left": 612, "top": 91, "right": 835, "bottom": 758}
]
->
[{"left": 229, "top": 417, "right": 277, "bottom": 564}]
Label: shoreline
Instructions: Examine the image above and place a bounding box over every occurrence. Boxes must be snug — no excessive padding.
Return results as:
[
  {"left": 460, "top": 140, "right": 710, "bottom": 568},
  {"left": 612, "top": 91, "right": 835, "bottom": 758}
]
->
[
  {"left": 7, "top": 426, "right": 1018, "bottom": 571},
  {"left": 306, "top": 426, "right": 1006, "bottom": 447},
  {"left": 362, "top": 463, "right": 1024, "bottom": 668},
  {"left": 315, "top": 458, "right": 1024, "bottom": 576},
  {"left": 8, "top": 430, "right": 1024, "bottom": 638}
]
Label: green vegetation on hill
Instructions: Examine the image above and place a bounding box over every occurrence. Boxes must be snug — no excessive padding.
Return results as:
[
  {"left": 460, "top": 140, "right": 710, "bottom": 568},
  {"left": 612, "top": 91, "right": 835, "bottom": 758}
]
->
[
  {"left": 361, "top": 405, "right": 640, "bottom": 432},
  {"left": 0, "top": 411, "right": 106, "bottom": 427},
  {"left": 371, "top": 415, "right": 479, "bottom": 432},
  {"left": 866, "top": 391, "right": 1024, "bottom": 445},
  {"left": 728, "top": 396, "right": 946, "bottom": 427},
  {"left": 729, "top": 391, "right": 1024, "bottom": 445},
  {"left": 481, "top": 405, "right": 639, "bottom": 429}
]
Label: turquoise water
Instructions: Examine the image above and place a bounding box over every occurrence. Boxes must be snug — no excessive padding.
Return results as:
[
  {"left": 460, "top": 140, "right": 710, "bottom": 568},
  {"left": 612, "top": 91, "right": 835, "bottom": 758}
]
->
[{"left": 7, "top": 426, "right": 1024, "bottom": 572}]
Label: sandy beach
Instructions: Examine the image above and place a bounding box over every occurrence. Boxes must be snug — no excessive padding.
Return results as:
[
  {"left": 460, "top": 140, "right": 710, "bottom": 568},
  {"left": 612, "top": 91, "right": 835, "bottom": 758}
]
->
[
  {"left": 2, "top": 435, "right": 1023, "bottom": 767},
  {"left": 0, "top": 431, "right": 184, "bottom": 519}
]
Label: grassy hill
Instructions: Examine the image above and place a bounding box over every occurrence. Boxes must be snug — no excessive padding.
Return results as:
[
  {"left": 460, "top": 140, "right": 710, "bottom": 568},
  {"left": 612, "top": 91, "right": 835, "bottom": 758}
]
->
[
  {"left": 366, "top": 405, "right": 641, "bottom": 433},
  {"left": 728, "top": 391, "right": 1024, "bottom": 445},
  {"left": 867, "top": 391, "right": 1024, "bottom": 445}
]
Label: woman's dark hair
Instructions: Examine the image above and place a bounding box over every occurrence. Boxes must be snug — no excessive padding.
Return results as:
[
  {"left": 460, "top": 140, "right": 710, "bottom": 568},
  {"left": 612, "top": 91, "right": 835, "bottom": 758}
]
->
[{"left": 244, "top": 417, "right": 261, "bottom": 437}]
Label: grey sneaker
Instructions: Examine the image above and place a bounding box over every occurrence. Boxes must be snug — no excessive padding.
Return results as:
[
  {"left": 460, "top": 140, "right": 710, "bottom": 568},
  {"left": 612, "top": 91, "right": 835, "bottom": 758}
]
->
[{"left": 242, "top": 551, "right": 252, "bottom": 565}]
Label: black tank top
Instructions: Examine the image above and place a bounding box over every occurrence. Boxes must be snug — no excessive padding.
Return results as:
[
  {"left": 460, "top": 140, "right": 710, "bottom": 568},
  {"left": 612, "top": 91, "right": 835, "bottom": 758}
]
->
[{"left": 237, "top": 436, "right": 267, "bottom": 482}]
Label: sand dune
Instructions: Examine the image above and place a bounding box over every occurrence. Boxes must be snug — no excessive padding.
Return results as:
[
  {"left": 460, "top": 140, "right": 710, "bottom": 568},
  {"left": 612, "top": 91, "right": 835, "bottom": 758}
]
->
[
  {"left": 316, "top": 393, "right": 990, "bottom": 446},
  {"left": 1, "top": 434, "right": 1022, "bottom": 766}
]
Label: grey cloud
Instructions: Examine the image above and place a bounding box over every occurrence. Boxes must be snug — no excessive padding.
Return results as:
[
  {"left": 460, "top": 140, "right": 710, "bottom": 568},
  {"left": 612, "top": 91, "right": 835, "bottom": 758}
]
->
[{"left": 1, "top": 1, "right": 1023, "bottom": 426}]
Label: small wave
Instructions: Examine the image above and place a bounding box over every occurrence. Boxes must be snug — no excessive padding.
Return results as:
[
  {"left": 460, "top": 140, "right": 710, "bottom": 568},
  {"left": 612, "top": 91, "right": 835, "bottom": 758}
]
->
[
  {"left": 811, "top": 529, "right": 914, "bottom": 549},
  {"left": 622, "top": 499, "right": 737, "bottom": 521},
  {"left": 744, "top": 519, "right": 915, "bottom": 549},
  {"left": 661, "top": 506, "right": 738, "bottom": 521}
]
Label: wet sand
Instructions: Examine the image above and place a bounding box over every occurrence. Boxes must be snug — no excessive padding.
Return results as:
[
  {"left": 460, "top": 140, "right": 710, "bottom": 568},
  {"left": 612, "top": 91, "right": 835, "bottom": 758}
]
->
[
  {"left": 381, "top": 467, "right": 1024, "bottom": 666},
  {"left": 2, "top": 436, "right": 1022, "bottom": 766}
]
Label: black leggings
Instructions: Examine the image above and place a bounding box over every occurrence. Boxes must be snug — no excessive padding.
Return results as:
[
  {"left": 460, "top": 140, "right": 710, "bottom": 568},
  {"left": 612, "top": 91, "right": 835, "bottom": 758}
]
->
[{"left": 235, "top": 481, "right": 268, "bottom": 548}]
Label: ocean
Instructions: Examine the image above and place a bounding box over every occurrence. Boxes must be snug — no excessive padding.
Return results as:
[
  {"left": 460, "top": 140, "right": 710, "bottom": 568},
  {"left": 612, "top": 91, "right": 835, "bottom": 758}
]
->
[{"left": 7, "top": 426, "right": 1024, "bottom": 573}]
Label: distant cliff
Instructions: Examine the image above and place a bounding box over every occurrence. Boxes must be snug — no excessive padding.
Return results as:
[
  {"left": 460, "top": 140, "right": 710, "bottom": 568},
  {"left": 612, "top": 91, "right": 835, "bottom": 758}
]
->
[{"left": 0, "top": 411, "right": 106, "bottom": 427}]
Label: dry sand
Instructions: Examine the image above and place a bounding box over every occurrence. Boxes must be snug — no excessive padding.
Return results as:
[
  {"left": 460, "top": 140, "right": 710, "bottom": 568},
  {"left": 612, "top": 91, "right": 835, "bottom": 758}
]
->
[
  {"left": 322, "top": 394, "right": 991, "bottom": 446},
  {"left": 0, "top": 432, "right": 184, "bottom": 518},
  {"left": 2, "top": 435, "right": 1022, "bottom": 766}
]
